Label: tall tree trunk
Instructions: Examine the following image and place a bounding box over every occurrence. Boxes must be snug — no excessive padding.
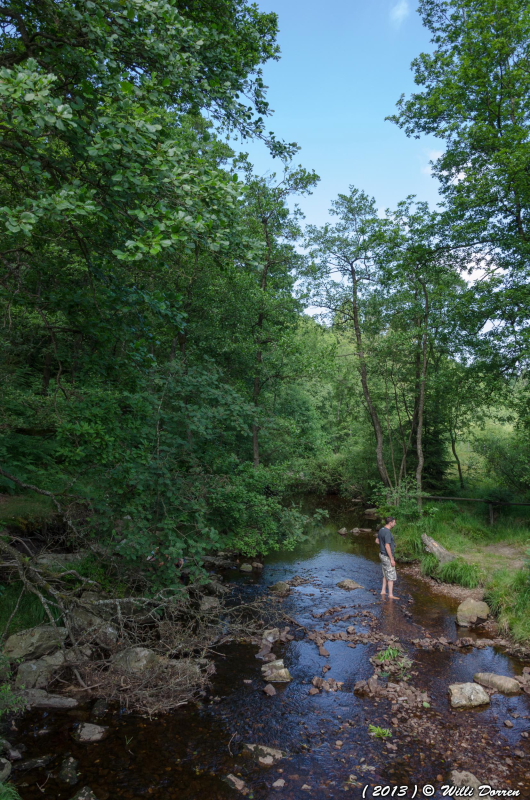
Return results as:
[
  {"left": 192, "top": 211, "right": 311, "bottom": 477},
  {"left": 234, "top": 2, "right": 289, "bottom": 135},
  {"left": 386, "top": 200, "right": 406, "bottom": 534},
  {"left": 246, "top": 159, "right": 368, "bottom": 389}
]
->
[
  {"left": 450, "top": 429, "right": 464, "bottom": 489},
  {"left": 415, "top": 278, "right": 430, "bottom": 510},
  {"left": 350, "top": 265, "right": 392, "bottom": 487}
]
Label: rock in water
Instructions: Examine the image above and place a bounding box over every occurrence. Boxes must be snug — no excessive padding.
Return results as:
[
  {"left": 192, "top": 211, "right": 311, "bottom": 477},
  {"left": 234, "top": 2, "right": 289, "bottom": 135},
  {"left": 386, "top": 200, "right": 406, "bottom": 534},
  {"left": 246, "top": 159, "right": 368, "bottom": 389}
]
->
[
  {"left": 261, "top": 659, "right": 292, "bottom": 683},
  {"left": 111, "top": 647, "right": 159, "bottom": 673},
  {"left": 270, "top": 581, "right": 290, "bottom": 596},
  {"left": 337, "top": 579, "right": 364, "bottom": 590},
  {"left": 421, "top": 533, "right": 456, "bottom": 565},
  {"left": 225, "top": 774, "right": 247, "bottom": 793},
  {"left": 4, "top": 625, "right": 68, "bottom": 660},
  {"left": 450, "top": 771, "right": 482, "bottom": 791},
  {"left": 73, "top": 723, "right": 108, "bottom": 743},
  {"left": 263, "top": 683, "right": 277, "bottom": 696},
  {"left": 244, "top": 743, "right": 285, "bottom": 764},
  {"left": 59, "top": 756, "right": 80, "bottom": 785},
  {"left": 70, "top": 788, "right": 99, "bottom": 800},
  {"left": 456, "top": 597, "right": 490, "bottom": 627},
  {"left": 448, "top": 682, "right": 490, "bottom": 708},
  {"left": 474, "top": 672, "right": 521, "bottom": 695},
  {"left": 240, "top": 563, "right": 253, "bottom": 572}
]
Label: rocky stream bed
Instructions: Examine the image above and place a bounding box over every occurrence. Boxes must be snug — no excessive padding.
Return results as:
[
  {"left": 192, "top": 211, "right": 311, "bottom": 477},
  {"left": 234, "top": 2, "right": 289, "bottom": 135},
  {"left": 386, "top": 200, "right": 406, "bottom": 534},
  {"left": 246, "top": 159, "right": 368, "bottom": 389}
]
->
[{"left": 2, "top": 500, "right": 530, "bottom": 799}]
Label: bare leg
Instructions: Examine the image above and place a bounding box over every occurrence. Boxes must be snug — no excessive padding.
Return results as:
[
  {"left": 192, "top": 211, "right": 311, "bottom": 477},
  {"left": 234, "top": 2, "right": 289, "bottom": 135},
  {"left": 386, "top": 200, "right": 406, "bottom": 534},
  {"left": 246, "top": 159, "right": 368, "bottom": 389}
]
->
[
  {"left": 381, "top": 576, "right": 387, "bottom": 596},
  {"left": 388, "top": 580, "right": 399, "bottom": 599}
]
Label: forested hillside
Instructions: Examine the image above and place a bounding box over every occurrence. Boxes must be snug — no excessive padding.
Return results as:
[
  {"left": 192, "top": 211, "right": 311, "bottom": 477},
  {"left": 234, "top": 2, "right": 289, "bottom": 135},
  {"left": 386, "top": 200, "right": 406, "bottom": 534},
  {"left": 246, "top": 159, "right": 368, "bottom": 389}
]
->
[{"left": 1, "top": 0, "right": 529, "bottom": 595}]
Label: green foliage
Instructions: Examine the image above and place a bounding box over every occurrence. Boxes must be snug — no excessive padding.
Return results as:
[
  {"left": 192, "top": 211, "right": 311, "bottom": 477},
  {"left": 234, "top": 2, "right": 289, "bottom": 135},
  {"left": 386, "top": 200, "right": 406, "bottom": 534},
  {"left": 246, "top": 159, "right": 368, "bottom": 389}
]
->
[
  {"left": 486, "top": 566, "right": 530, "bottom": 643},
  {"left": 368, "top": 725, "right": 392, "bottom": 739},
  {"left": 0, "top": 680, "right": 26, "bottom": 720},
  {"left": 0, "top": 785, "right": 22, "bottom": 800},
  {"left": 0, "top": 584, "right": 59, "bottom": 637},
  {"left": 375, "top": 646, "right": 402, "bottom": 663}
]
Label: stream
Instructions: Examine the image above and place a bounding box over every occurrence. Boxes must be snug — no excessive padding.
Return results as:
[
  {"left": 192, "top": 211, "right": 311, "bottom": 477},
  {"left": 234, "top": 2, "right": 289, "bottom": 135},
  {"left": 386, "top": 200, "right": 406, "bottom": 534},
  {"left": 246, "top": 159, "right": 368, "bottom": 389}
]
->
[{"left": 9, "top": 498, "right": 530, "bottom": 799}]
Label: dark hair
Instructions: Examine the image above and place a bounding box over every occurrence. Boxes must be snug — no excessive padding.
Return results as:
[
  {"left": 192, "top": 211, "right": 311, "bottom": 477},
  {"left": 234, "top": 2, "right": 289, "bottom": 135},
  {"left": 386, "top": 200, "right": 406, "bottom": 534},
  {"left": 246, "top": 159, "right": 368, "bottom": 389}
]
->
[{"left": 385, "top": 516, "right": 396, "bottom": 524}]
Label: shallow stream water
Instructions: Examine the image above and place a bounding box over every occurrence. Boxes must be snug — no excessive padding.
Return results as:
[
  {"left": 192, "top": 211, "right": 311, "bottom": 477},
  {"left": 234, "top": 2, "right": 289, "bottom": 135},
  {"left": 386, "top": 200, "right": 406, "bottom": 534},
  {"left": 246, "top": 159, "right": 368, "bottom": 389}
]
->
[{"left": 9, "top": 498, "right": 530, "bottom": 799}]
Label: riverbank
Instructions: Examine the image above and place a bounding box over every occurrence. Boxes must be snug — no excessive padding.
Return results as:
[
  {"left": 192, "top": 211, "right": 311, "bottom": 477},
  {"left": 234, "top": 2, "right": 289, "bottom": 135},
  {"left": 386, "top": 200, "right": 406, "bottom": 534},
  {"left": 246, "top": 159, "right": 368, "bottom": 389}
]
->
[
  {"left": 395, "top": 502, "right": 530, "bottom": 644},
  {"left": 1, "top": 513, "right": 529, "bottom": 800}
]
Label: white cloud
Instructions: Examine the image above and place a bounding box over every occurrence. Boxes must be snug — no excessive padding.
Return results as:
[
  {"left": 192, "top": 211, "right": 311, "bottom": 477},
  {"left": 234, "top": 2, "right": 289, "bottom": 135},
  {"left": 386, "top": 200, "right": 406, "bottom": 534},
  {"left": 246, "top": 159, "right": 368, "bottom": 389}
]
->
[
  {"left": 421, "top": 149, "right": 444, "bottom": 175},
  {"left": 390, "top": 0, "right": 410, "bottom": 27}
]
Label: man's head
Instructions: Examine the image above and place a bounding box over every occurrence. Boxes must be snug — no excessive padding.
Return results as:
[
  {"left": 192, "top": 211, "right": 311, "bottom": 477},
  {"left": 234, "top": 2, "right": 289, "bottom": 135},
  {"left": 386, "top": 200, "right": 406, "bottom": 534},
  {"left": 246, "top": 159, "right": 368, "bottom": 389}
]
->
[{"left": 385, "top": 516, "right": 396, "bottom": 529}]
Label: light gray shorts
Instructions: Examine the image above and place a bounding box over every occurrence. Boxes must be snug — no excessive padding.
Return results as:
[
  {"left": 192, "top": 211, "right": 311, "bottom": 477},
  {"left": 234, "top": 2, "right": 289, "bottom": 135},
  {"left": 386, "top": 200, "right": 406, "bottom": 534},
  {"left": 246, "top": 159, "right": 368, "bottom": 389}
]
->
[{"left": 380, "top": 553, "right": 397, "bottom": 582}]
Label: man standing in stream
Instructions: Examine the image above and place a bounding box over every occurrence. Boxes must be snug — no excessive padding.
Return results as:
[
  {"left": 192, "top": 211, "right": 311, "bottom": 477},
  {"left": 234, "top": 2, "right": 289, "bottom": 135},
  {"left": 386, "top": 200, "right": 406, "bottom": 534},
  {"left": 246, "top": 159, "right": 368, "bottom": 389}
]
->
[{"left": 375, "top": 516, "right": 399, "bottom": 599}]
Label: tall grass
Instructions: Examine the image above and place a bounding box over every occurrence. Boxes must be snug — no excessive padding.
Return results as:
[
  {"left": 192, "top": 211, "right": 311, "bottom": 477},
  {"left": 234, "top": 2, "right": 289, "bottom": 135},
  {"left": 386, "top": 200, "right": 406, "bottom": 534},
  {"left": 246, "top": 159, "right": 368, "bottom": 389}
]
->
[
  {"left": 0, "top": 582, "right": 61, "bottom": 638},
  {"left": 486, "top": 567, "right": 530, "bottom": 643}
]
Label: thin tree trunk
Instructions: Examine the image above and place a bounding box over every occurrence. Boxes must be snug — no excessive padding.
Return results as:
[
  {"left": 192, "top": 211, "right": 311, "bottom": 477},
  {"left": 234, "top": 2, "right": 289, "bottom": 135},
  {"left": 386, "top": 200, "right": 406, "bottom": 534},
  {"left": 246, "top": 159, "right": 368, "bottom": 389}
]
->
[
  {"left": 415, "top": 278, "right": 430, "bottom": 510},
  {"left": 350, "top": 266, "right": 392, "bottom": 487},
  {"left": 450, "top": 430, "right": 464, "bottom": 489}
]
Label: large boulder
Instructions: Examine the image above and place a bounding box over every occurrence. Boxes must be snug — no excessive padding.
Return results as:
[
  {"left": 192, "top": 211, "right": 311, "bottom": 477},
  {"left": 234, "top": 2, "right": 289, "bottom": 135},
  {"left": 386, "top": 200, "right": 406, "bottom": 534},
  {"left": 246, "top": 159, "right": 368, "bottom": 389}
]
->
[
  {"left": 269, "top": 581, "right": 290, "bottom": 596},
  {"left": 448, "top": 682, "right": 490, "bottom": 708},
  {"left": 4, "top": 625, "right": 68, "bottom": 660},
  {"left": 456, "top": 598, "right": 490, "bottom": 627},
  {"left": 422, "top": 534, "right": 456, "bottom": 566},
  {"left": 0, "top": 756, "right": 12, "bottom": 783},
  {"left": 111, "top": 647, "right": 159, "bottom": 673},
  {"left": 69, "top": 607, "right": 118, "bottom": 648},
  {"left": 15, "top": 650, "right": 65, "bottom": 689},
  {"left": 337, "top": 579, "right": 364, "bottom": 591},
  {"left": 474, "top": 672, "right": 521, "bottom": 695},
  {"left": 59, "top": 756, "right": 80, "bottom": 786}
]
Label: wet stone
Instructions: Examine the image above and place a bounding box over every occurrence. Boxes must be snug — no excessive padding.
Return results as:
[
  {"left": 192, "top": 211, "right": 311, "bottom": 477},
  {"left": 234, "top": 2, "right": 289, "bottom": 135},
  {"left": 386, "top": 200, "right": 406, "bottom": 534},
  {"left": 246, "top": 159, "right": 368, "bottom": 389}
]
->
[
  {"left": 337, "top": 579, "right": 364, "bottom": 591},
  {"left": 448, "top": 682, "right": 490, "bottom": 709},
  {"left": 91, "top": 698, "right": 108, "bottom": 720},
  {"left": 73, "top": 723, "right": 108, "bottom": 743},
  {"left": 263, "top": 684, "right": 277, "bottom": 696},
  {"left": 59, "top": 755, "right": 80, "bottom": 785},
  {"left": 70, "top": 788, "right": 99, "bottom": 800},
  {"left": 240, "top": 563, "right": 253, "bottom": 572},
  {"left": 474, "top": 672, "right": 521, "bottom": 695}
]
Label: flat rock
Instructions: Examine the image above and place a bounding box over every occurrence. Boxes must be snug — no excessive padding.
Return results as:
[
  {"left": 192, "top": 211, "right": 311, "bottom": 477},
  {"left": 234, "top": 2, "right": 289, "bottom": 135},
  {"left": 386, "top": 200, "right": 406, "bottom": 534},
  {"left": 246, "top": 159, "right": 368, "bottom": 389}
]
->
[
  {"left": 111, "top": 647, "right": 159, "bottom": 673},
  {"left": 337, "top": 579, "right": 363, "bottom": 590},
  {"left": 73, "top": 723, "right": 108, "bottom": 743},
  {"left": 261, "top": 659, "right": 292, "bottom": 683},
  {"left": 448, "top": 682, "right": 490, "bottom": 708},
  {"left": 4, "top": 625, "right": 68, "bottom": 660},
  {"left": 474, "top": 672, "right": 521, "bottom": 695},
  {"left": 262, "top": 628, "right": 280, "bottom": 643},
  {"left": 23, "top": 689, "right": 78, "bottom": 709},
  {"left": 456, "top": 597, "right": 490, "bottom": 627},
  {"left": 450, "top": 771, "right": 481, "bottom": 790}
]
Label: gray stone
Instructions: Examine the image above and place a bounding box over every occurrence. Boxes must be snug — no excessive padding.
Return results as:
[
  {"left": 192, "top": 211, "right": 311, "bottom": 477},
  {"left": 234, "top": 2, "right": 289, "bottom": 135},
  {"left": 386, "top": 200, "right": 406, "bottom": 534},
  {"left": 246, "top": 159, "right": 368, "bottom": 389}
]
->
[
  {"left": 199, "top": 596, "right": 221, "bottom": 613},
  {"left": 111, "top": 647, "right": 159, "bottom": 673},
  {"left": 261, "top": 659, "right": 292, "bottom": 683},
  {"left": 240, "top": 563, "right": 253, "bottom": 572},
  {"left": 36, "top": 552, "right": 87, "bottom": 568},
  {"left": 4, "top": 625, "right": 68, "bottom": 660},
  {"left": 448, "top": 682, "right": 490, "bottom": 708},
  {"left": 59, "top": 755, "right": 79, "bottom": 785},
  {"left": 0, "top": 756, "right": 12, "bottom": 783},
  {"left": 17, "top": 755, "right": 54, "bottom": 772},
  {"left": 69, "top": 607, "right": 118, "bottom": 647},
  {"left": 262, "top": 628, "right": 280, "bottom": 643},
  {"left": 15, "top": 650, "right": 66, "bottom": 689},
  {"left": 70, "top": 788, "right": 99, "bottom": 800},
  {"left": 474, "top": 672, "right": 521, "bottom": 695},
  {"left": 337, "top": 579, "right": 364, "bottom": 591},
  {"left": 270, "top": 582, "right": 290, "bottom": 596},
  {"left": 90, "top": 698, "right": 108, "bottom": 720},
  {"left": 23, "top": 689, "right": 78, "bottom": 709},
  {"left": 73, "top": 723, "right": 108, "bottom": 743},
  {"left": 422, "top": 533, "right": 456, "bottom": 566},
  {"left": 225, "top": 774, "right": 247, "bottom": 793},
  {"left": 338, "top": 528, "right": 348, "bottom": 535},
  {"left": 450, "top": 770, "right": 482, "bottom": 790},
  {"left": 456, "top": 598, "right": 490, "bottom": 627}
]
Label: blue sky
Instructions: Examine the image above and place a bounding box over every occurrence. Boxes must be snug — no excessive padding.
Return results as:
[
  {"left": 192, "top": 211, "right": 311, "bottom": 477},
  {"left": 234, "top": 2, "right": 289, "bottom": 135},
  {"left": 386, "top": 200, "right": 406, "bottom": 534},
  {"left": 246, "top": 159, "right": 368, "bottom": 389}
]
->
[{"left": 240, "top": 0, "right": 444, "bottom": 226}]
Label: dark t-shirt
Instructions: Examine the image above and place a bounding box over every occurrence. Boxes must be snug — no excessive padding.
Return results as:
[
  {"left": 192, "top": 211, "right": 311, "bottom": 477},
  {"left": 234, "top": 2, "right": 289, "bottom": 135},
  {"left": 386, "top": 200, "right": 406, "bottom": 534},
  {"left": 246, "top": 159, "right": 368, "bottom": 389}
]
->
[{"left": 378, "top": 526, "right": 396, "bottom": 557}]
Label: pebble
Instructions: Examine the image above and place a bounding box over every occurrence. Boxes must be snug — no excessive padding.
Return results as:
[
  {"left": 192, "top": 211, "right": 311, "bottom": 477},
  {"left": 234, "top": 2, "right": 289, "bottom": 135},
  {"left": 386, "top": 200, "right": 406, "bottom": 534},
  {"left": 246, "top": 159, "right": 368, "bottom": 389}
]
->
[
  {"left": 504, "top": 720, "right": 514, "bottom": 728},
  {"left": 272, "top": 778, "right": 286, "bottom": 789}
]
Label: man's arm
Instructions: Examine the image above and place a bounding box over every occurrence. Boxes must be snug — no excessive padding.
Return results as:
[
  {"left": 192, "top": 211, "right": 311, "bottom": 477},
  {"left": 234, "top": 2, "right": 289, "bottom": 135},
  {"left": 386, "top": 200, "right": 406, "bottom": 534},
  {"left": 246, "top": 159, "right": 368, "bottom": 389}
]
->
[{"left": 385, "top": 541, "right": 395, "bottom": 566}]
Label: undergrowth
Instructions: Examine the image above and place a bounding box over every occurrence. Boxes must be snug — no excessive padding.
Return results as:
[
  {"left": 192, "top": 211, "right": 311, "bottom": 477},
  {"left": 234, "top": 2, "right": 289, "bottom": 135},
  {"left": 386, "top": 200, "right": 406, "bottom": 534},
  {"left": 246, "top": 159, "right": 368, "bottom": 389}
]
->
[
  {"left": 0, "top": 785, "right": 23, "bottom": 800},
  {"left": 0, "top": 583, "right": 60, "bottom": 638}
]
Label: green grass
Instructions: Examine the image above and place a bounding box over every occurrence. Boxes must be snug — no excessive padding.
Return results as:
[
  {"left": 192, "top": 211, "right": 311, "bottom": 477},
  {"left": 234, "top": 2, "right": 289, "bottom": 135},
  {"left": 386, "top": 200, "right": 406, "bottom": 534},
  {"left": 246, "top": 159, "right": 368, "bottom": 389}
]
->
[
  {"left": 0, "top": 582, "right": 61, "bottom": 638},
  {"left": 0, "top": 785, "right": 23, "bottom": 800},
  {"left": 0, "top": 493, "right": 55, "bottom": 532},
  {"left": 486, "top": 568, "right": 530, "bottom": 643},
  {"left": 374, "top": 646, "right": 402, "bottom": 663},
  {"left": 368, "top": 725, "right": 392, "bottom": 739}
]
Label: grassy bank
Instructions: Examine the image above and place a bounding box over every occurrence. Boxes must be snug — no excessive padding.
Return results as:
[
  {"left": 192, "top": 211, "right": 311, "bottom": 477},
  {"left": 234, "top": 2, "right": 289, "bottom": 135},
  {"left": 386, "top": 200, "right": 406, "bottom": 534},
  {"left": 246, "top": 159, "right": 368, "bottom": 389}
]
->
[{"left": 396, "top": 502, "right": 530, "bottom": 642}]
